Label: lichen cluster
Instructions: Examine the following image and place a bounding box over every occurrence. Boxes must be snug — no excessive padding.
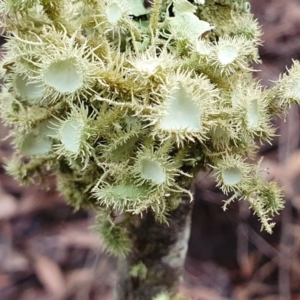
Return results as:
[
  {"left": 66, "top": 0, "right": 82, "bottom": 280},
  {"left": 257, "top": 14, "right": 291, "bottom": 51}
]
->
[{"left": 1, "top": 0, "right": 300, "bottom": 254}]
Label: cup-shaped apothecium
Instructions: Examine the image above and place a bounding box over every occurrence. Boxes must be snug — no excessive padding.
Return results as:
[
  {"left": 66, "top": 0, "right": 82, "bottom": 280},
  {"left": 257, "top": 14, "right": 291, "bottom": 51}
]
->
[{"left": 0, "top": 1, "right": 298, "bottom": 257}]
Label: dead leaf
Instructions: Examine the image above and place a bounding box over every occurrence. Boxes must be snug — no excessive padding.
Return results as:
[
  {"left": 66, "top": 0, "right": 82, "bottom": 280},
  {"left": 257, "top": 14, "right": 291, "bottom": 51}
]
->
[
  {"left": 34, "top": 255, "right": 66, "bottom": 299},
  {"left": 0, "top": 191, "right": 18, "bottom": 220},
  {"left": 0, "top": 244, "right": 29, "bottom": 273}
]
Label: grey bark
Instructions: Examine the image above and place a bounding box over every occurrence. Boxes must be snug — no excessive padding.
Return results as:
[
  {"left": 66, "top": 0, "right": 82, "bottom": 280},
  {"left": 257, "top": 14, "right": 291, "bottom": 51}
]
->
[{"left": 114, "top": 197, "right": 193, "bottom": 300}]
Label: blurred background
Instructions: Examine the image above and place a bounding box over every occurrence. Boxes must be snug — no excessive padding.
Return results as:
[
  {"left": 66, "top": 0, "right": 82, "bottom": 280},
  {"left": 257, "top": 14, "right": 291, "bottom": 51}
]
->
[{"left": 1, "top": 0, "right": 300, "bottom": 299}]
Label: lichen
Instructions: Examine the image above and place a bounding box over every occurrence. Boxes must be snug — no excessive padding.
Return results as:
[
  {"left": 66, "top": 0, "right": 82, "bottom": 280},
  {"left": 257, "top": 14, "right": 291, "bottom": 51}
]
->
[{"left": 0, "top": 0, "right": 298, "bottom": 254}]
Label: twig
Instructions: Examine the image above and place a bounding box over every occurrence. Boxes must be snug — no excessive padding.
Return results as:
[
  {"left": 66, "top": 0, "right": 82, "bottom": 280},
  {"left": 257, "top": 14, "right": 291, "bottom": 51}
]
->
[{"left": 277, "top": 104, "right": 300, "bottom": 300}]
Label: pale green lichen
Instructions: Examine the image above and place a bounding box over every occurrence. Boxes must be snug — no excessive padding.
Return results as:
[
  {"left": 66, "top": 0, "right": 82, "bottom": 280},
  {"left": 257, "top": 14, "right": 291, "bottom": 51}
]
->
[
  {"left": 0, "top": 0, "right": 297, "bottom": 252},
  {"left": 130, "top": 261, "right": 148, "bottom": 280}
]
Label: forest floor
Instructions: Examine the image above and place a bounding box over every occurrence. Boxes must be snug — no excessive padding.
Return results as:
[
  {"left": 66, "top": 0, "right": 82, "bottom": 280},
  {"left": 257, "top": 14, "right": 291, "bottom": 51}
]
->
[{"left": 1, "top": 0, "right": 300, "bottom": 299}]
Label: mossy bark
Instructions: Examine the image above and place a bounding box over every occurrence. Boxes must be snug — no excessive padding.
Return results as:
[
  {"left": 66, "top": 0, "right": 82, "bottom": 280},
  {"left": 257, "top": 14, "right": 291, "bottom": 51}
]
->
[{"left": 114, "top": 197, "right": 192, "bottom": 300}]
